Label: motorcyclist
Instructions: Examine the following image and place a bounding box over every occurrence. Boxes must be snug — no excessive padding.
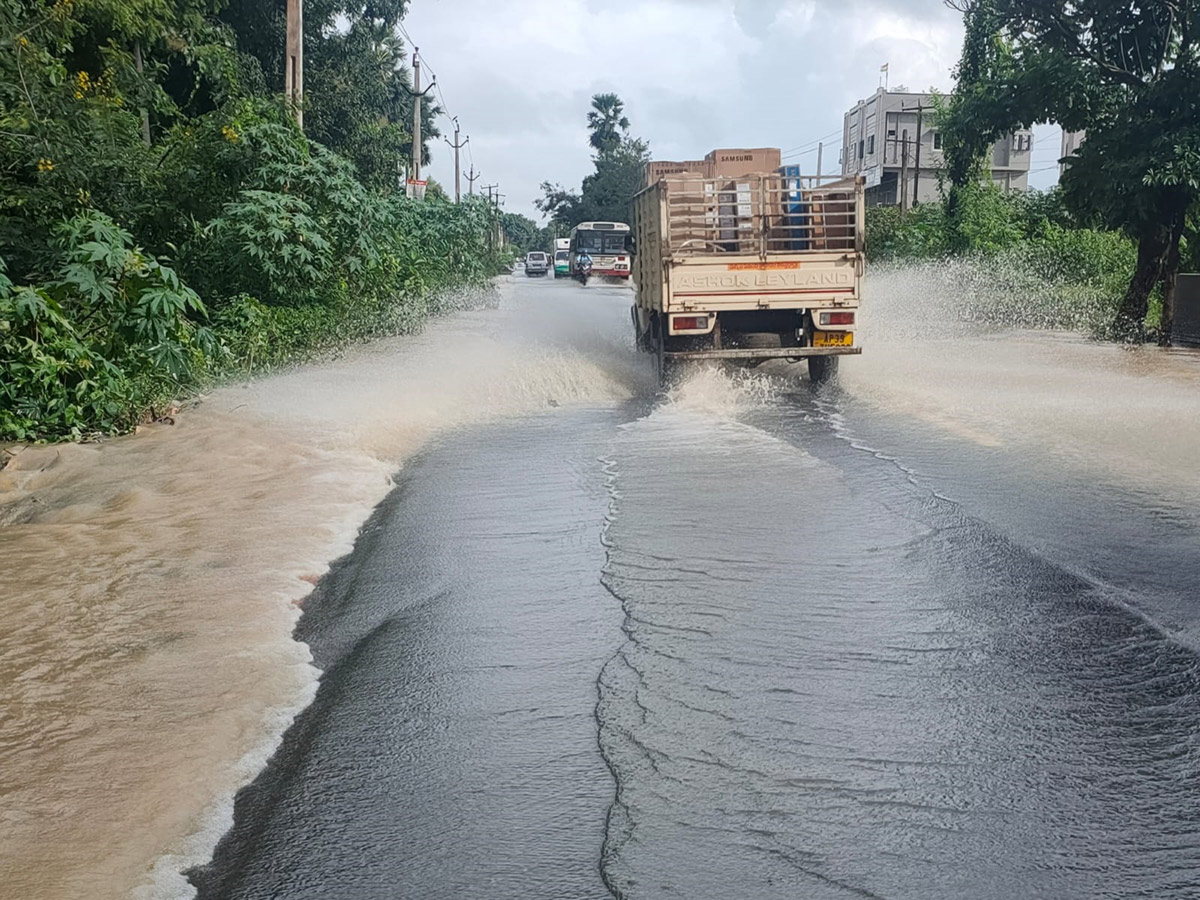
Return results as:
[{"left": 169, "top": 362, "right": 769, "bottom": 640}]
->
[{"left": 576, "top": 249, "right": 594, "bottom": 283}]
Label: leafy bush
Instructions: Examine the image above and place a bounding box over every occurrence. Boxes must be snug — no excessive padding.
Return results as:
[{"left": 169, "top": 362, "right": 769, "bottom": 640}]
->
[{"left": 1, "top": 213, "right": 213, "bottom": 440}]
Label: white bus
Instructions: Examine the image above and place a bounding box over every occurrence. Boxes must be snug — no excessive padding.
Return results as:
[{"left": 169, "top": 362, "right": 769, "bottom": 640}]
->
[{"left": 568, "top": 221, "right": 633, "bottom": 279}]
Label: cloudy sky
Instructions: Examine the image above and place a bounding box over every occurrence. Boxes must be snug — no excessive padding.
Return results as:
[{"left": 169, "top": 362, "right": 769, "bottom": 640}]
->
[{"left": 404, "top": 0, "right": 1061, "bottom": 218}]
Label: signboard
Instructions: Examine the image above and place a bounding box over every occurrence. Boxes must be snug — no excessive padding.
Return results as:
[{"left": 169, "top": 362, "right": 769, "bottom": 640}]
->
[
  {"left": 406, "top": 179, "right": 427, "bottom": 200},
  {"left": 863, "top": 165, "right": 882, "bottom": 189}
]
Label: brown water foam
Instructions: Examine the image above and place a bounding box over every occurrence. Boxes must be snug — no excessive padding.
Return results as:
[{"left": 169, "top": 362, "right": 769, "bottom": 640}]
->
[{"left": 0, "top": 281, "right": 636, "bottom": 899}]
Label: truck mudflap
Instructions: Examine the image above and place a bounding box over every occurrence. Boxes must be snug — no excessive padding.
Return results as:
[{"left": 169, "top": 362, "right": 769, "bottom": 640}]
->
[{"left": 664, "top": 346, "right": 862, "bottom": 361}]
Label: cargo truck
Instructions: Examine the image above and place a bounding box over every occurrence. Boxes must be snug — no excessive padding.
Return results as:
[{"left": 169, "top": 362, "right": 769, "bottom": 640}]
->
[{"left": 630, "top": 172, "right": 865, "bottom": 383}]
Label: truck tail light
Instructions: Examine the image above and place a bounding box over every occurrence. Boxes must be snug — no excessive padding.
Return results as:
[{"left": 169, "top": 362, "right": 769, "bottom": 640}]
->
[
  {"left": 819, "top": 311, "right": 855, "bottom": 326},
  {"left": 673, "top": 315, "right": 708, "bottom": 331},
  {"left": 617, "top": 256, "right": 627, "bottom": 262}
]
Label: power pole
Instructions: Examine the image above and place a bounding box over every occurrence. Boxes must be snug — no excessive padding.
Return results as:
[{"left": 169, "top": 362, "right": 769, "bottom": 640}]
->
[
  {"left": 816, "top": 141, "right": 823, "bottom": 182},
  {"left": 405, "top": 48, "right": 437, "bottom": 188},
  {"left": 900, "top": 128, "right": 909, "bottom": 214},
  {"left": 901, "top": 100, "right": 936, "bottom": 206},
  {"left": 133, "top": 42, "right": 151, "bottom": 146},
  {"left": 466, "top": 165, "right": 480, "bottom": 195},
  {"left": 483, "top": 184, "right": 498, "bottom": 253},
  {"left": 443, "top": 117, "right": 469, "bottom": 202},
  {"left": 284, "top": 0, "right": 303, "bottom": 129}
]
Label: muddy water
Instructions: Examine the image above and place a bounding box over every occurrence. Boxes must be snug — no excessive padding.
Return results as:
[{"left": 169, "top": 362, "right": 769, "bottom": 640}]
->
[{"left": 0, "top": 280, "right": 640, "bottom": 900}]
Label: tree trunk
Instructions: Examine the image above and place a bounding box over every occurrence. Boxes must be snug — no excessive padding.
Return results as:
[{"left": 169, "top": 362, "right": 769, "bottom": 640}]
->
[
  {"left": 1113, "top": 225, "right": 1169, "bottom": 341},
  {"left": 1157, "top": 207, "right": 1187, "bottom": 346}
]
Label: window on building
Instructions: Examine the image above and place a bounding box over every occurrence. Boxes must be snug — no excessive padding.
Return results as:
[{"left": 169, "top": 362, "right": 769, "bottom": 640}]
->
[
  {"left": 867, "top": 135, "right": 875, "bottom": 155},
  {"left": 858, "top": 140, "right": 864, "bottom": 159},
  {"left": 932, "top": 131, "right": 942, "bottom": 150}
]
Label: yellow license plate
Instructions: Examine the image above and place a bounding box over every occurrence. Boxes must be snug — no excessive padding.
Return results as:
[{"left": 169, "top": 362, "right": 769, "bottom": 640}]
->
[{"left": 813, "top": 330, "right": 852, "bottom": 347}]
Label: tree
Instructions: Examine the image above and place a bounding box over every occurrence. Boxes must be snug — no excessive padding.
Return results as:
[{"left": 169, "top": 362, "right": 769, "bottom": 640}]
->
[
  {"left": 219, "top": 0, "right": 437, "bottom": 189},
  {"left": 941, "top": 0, "right": 1200, "bottom": 340},
  {"left": 538, "top": 93, "right": 649, "bottom": 230},
  {"left": 587, "top": 93, "right": 630, "bottom": 154}
]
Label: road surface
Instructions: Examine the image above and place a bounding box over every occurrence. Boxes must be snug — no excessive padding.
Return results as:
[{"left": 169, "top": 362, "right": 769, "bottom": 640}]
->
[{"left": 184, "top": 272, "right": 1200, "bottom": 899}]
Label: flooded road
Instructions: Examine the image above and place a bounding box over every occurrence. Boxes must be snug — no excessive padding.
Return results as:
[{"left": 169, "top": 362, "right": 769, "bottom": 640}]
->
[
  {"left": 5, "top": 270, "right": 1200, "bottom": 898},
  {"left": 190, "top": 274, "right": 1200, "bottom": 898}
]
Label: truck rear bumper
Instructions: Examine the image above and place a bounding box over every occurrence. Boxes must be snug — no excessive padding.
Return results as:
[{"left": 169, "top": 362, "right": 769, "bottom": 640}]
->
[{"left": 666, "top": 346, "right": 862, "bottom": 361}]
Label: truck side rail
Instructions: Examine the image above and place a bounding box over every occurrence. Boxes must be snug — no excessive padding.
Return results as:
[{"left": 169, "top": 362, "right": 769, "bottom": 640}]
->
[{"left": 658, "top": 173, "right": 864, "bottom": 258}]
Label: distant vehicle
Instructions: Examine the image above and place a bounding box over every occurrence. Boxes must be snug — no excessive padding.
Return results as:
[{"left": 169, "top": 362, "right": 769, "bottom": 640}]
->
[
  {"left": 631, "top": 171, "right": 865, "bottom": 384},
  {"left": 569, "top": 222, "right": 632, "bottom": 279},
  {"left": 524, "top": 251, "right": 549, "bottom": 277},
  {"left": 555, "top": 238, "right": 571, "bottom": 252},
  {"left": 553, "top": 249, "right": 570, "bottom": 278}
]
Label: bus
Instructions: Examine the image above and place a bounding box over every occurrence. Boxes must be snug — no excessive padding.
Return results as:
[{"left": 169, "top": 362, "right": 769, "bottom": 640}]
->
[
  {"left": 553, "top": 237, "right": 571, "bottom": 278},
  {"left": 568, "top": 221, "right": 633, "bottom": 279}
]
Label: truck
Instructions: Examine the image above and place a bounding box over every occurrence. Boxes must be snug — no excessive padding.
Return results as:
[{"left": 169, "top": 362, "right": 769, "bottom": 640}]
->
[{"left": 630, "top": 171, "right": 865, "bottom": 383}]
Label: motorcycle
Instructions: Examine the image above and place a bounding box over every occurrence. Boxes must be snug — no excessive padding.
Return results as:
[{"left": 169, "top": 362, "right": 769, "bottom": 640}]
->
[{"left": 577, "top": 258, "right": 593, "bottom": 286}]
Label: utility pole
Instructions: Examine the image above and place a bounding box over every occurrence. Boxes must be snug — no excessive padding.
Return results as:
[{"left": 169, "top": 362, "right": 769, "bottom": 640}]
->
[
  {"left": 466, "top": 165, "right": 480, "bottom": 195},
  {"left": 133, "top": 42, "right": 151, "bottom": 146},
  {"left": 404, "top": 48, "right": 437, "bottom": 189},
  {"left": 443, "top": 117, "right": 469, "bottom": 202},
  {"left": 284, "top": 0, "right": 303, "bottom": 129},
  {"left": 483, "top": 184, "right": 499, "bottom": 253},
  {"left": 900, "top": 128, "right": 909, "bottom": 214},
  {"left": 901, "top": 100, "right": 936, "bottom": 206},
  {"left": 816, "top": 141, "right": 823, "bottom": 183}
]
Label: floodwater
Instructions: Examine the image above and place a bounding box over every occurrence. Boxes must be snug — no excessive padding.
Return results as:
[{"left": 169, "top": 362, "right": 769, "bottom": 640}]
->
[{"left": 4, "top": 269, "right": 1200, "bottom": 898}]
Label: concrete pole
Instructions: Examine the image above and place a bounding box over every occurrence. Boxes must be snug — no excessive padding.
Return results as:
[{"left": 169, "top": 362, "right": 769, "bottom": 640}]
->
[
  {"left": 284, "top": 0, "right": 303, "bottom": 129},
  {"left": 466, "top": 165, "right": 480, "bottom": 195},
  {"left": 816, "top": 141, "right": 823, "bottom": 183},
  {"left": 900, "top": 128, "right": 909, "bottom": 213},
  {"left": 411, "top": 49, "right": 421, "bottom": 183},
  {"left": 913, "top": 108, "right": 923, "bottom": 206},
  {"left": 133, "top": 42, "right": 151, "bottom": 146},
  {"left": 453, "top": 120, "right": 460, "bottom": 202},
  {"left": 444, "top": 117, "right": 469, "bottom": 203}
]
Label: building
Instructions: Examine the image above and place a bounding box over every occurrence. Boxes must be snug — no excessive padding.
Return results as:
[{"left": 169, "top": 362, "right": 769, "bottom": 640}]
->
[
  {"left": 644, "top": 148, "right": 783, "bottom": 187},
  {"left": 1060, "top": 130, "right": 1085, "bottom": 174},
  {"left": 840, "top": 87, "right": 1032, "bottom": 207}
]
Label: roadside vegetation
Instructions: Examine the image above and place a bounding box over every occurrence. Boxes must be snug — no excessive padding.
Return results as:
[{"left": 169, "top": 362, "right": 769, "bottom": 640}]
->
[
  {"left": 936, "top": 0, "right": 1199, "bottom": 343},
  {"left": 0, "top": 0, "right": 502, "bottom": 443},
  {"left": 866, "top": 185, "right": 1140, "bottom": 334}
]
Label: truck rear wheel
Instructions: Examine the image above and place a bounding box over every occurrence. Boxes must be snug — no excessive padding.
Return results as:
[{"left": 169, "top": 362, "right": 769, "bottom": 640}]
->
[{"left": 808, "top": 355, "right": 839, "bottom": 385}]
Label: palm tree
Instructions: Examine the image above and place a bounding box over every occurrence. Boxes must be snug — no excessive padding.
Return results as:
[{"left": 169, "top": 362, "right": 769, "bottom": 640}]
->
[{"left": 587, "top": 93, "right": 630, "bottom": 154}]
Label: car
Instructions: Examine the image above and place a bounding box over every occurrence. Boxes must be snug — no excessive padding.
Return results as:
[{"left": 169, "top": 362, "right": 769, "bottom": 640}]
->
[
  {"left": 553, "top": 249, "right": 570, "bottom": 278},
  {"left": 524, "top": 251, "right": 549, "bottom": 277}
]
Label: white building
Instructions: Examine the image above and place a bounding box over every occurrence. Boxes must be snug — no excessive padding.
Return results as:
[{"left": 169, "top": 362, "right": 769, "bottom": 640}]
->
[{"left": 840, "top": 87, "right": 1033, "bottom": 207}]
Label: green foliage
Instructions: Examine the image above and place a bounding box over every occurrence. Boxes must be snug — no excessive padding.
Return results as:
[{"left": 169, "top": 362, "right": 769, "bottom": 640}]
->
[
  {"left": 1, "top": 212, "right": 213, "bottom": 440},
  {"left": 939, "top": 0, "right": 1200, "bottom": 338},
  {"left": 0, "top": 0, "right": 502, "bottom": 442}
]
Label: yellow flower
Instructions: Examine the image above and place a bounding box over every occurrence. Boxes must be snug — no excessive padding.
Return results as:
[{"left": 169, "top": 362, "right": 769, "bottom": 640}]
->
[
  {"left": 37, "top": 158, "right": 54, "bottom": 173},
  {"left": 221, "top": 124, "right": 239, "bottom": 143},
  {"left": 18, "top": 36, "right": 28, "bottom": 47}
]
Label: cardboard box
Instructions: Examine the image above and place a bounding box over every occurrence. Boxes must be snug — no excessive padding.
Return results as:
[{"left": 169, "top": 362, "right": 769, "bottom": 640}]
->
[{"left": 705, "top": 148, "right": 782, "bottom": 179}]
